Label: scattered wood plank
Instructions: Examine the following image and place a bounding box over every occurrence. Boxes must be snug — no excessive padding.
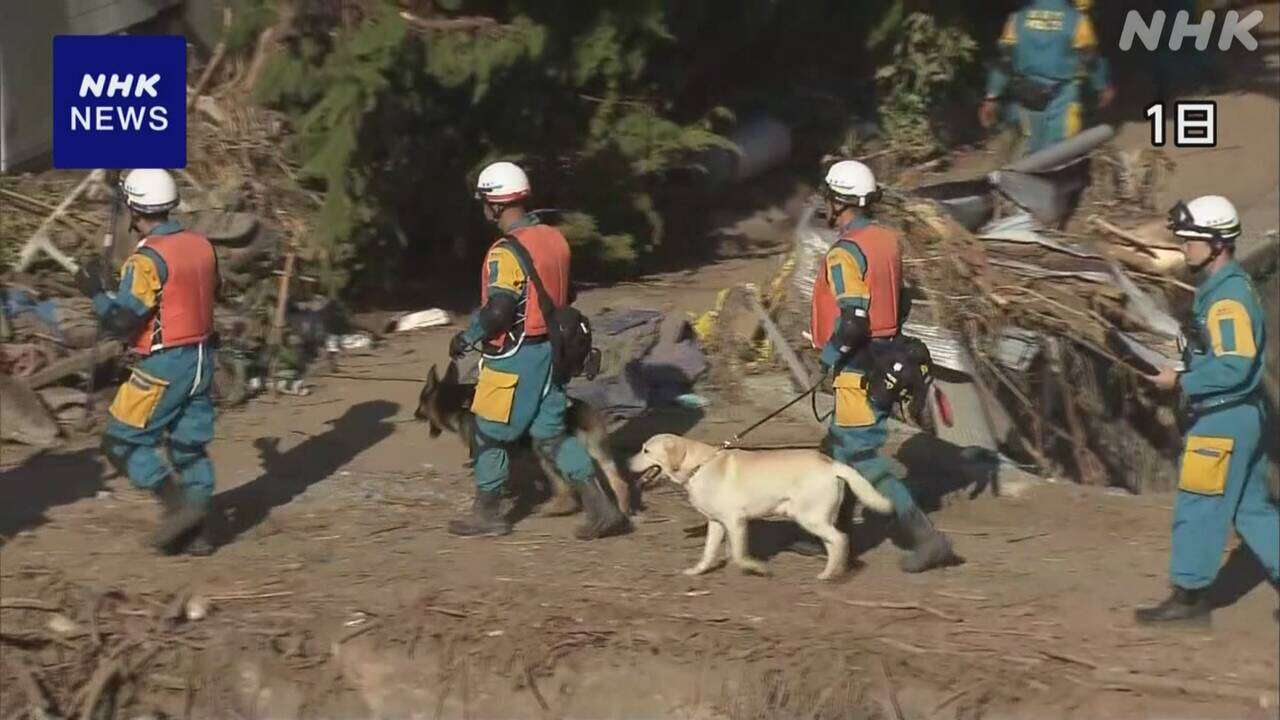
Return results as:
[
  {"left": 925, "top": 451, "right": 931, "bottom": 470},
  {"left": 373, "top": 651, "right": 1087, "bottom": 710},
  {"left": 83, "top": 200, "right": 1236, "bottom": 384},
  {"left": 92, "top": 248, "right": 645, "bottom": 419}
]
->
[
  {"left": 1093, "top": 668, "right": 1277, "bottom": 704},
  {"left": 522, "top": 663, "right": 552, "bottom": 715},
  {"left": 424, "top": 605, "right": 470, "bottom": 619},
  {"left": 188, "top": 7, "right": 232, "bottom": 111},
  {"left": 746, "top": 290, "right": 815, "bottom": 390},
  {"left": 204, "top": 591, "right": 294, "bottom": 602},
  {"left": 399, "top": 11, "right": 500, "bottom": 32},
  {"left": 22, "top": 340, "right": 122, "bottom": 390},
  {"left": 17, "top": 169, "right": 104, "bottom": 273},
  {"left": 1041, "top": 649, "right": 1099, "bottom": 669},
  {"left": 821, "top": 592, "right": 961, "bottom": 623},
  {"left": 0, "top": 598, "right": 61, "bottom": 612}
]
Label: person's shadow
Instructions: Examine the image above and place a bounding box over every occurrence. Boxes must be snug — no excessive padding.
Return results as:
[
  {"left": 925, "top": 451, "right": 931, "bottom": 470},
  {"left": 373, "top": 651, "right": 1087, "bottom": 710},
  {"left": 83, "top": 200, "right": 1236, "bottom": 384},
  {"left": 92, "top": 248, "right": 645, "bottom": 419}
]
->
[
  {"left": 1207, "top": 543, "right": 1280, "bottom": 611},
  {"left": 0, "top": 447, "right": 107, "bottom": 538},
  {"left": 213, "top": 400, "right": 399, "bottom": 542}
]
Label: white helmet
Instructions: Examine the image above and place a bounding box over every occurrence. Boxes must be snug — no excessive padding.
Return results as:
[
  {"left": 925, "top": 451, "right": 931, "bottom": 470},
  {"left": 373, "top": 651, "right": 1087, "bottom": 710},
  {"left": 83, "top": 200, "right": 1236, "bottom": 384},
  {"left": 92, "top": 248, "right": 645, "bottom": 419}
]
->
[
  {"left": 1168, "top": 195, "right": 1241, "bottom": 242},
  {"left": 824, "top": 160, "right": 879, "bottom": 207},
  {"left": 475, "top": 161, "right": 531, "bottom": 204},
  {"left": 121, "top": 168, "right": 179, "bottom": 214}
]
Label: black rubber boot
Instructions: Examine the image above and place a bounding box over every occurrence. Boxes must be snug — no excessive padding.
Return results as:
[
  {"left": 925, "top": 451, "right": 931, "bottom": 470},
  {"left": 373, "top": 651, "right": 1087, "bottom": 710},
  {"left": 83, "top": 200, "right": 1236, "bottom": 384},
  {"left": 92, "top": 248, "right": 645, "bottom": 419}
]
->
[
  {"left": 147, "top": 475, "right": 209, "bottom": 554},
  {"left": 1134, "top": 587, "right": 1211, "bottom": 626},
  {"left": 180, "top": 506, "right": 225, "bottom": 557},
  {"left": 574, "top": 474, "right": 629, "bottom": 540},
  {"left": 447, "top": 489, "right": 511, "bottom": 537},
  {"left": 897, "top": 506, "right": 958, "bottom": 573}
]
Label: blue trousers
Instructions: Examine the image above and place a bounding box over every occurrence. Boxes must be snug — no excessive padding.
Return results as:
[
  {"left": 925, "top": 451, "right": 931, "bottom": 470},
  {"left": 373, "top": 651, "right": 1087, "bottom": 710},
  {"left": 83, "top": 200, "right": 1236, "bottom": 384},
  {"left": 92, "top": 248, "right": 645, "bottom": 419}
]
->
[
  {"left": 471, "top": 342, "right": 595, "bottom": 494},
  {"left": 1013, "top": 82, "right": 1083, "bottom": 156},
  {"left": 827, "top": 369, "right": 918, "bottom": 522},
  {"left": 1170, "top": 402, "right": 1279, "bottom": 589},
  {"left": 101, "top": 344, "right": 216, "bottom": 506}
]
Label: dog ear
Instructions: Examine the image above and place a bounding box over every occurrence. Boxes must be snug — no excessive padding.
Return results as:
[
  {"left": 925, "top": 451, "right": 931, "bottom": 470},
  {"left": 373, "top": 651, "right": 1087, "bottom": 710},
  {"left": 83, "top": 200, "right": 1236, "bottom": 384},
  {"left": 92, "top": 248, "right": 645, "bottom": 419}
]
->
[
  {"left": 425, "top": 364, "right": 439, "bottom": 389},
  {"left": 443, "top": 361, "right": 459, "bottom": 385},
  {"left": 662, "top": 436, "right": 687, "bottom": 470}
]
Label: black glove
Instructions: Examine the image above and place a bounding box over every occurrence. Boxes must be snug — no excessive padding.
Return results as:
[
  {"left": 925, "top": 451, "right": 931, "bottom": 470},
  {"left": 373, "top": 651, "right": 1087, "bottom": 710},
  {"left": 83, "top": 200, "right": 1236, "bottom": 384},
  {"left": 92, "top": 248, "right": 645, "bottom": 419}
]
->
[
  {"left": 448, "top": 331, "right": 471, "bottom": 360},
  {"left": 74, "top": 256, "right": 106, "bottom": 298}
]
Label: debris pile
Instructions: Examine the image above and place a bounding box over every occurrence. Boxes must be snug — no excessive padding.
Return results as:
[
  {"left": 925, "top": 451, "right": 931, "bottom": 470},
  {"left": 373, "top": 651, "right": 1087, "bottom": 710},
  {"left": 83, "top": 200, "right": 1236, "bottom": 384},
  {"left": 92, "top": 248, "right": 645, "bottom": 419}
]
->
[
  {"left": 0, "top": 50, "right": 347, "bottom": 444},
  {"left": 761, "top": 141, "right": 1205, "bottom": 492}
]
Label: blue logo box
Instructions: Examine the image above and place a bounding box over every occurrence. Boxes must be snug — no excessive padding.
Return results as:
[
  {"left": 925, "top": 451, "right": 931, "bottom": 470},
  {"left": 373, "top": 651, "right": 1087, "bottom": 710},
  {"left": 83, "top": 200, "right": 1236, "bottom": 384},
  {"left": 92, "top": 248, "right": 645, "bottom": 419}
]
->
[{"left": 52, "top": 35, "right": 187, "bottom": 169}]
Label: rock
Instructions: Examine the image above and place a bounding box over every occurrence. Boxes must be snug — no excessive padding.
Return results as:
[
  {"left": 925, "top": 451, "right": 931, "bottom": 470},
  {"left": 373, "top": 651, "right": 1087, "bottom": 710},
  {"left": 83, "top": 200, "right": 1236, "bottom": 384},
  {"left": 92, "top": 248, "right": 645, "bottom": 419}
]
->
[
  {"left": 185, "top": 595, "right": 211, "bottom": 621},
  {"left": 47, "top": 613, "right": 80, "bottom": 636},
  {"left": 177, "top": 210, "right": 259, "bottom": 245},
  {"left": 0, "top": 373, "right": 60, "bottom": 447}
]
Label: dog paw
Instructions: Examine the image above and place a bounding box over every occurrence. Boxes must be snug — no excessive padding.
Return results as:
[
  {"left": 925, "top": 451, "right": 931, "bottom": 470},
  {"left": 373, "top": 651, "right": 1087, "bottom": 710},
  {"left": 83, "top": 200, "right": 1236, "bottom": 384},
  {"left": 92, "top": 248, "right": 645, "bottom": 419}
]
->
[
  {"left": 737, "top": 561, "right": 770, "bottom": 577},
  {"left": 683, "top": 566, "right": 709, "bottom": 576}
]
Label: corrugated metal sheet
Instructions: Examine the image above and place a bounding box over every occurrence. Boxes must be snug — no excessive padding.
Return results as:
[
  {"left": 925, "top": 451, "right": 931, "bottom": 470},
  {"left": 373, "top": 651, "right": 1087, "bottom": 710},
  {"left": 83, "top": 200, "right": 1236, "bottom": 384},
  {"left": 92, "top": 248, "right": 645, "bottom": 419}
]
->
[{"left": 1, "top": 0, "right": 181, "bottom": 171}]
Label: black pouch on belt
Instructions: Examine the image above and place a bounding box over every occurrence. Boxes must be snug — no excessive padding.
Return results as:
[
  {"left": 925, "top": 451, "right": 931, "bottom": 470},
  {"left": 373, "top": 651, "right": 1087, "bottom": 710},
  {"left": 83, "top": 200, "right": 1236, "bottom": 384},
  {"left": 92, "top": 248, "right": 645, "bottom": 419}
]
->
[{"left": 1008, "top": 75, "right": 1063, "bottom": 111}]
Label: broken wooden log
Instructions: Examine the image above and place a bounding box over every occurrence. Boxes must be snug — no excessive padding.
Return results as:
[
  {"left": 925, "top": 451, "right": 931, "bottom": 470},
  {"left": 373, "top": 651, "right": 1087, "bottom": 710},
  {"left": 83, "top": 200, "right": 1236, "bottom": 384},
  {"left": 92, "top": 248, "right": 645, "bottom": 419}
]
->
[
  {"left": 21, "top": 339, "right": 122, "bottom": 390},
  {"left": 746, "top": 291, "right": 815, "bottom": 391},
  {"left": 16, "top": 169, "right": 104, "bottom": 273}
]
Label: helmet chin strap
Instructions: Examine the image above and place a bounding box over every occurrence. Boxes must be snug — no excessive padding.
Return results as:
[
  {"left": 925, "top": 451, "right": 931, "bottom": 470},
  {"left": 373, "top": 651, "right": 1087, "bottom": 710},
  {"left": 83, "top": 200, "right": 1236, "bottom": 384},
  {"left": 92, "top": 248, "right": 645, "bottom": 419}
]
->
[{"left": 1187, "top": 238, "right": 1226, "bottom": 273}]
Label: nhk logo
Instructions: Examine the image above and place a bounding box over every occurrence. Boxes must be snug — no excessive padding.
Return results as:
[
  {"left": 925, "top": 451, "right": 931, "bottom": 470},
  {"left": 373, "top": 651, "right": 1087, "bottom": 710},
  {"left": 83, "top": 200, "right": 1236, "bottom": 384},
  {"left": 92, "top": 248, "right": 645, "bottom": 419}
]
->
[
  {"left": 73, "top": 74, "right": 169, "bottom": 131},
  {"left": 53, "top": 35, "right": 186, "bottom": 169},
  {"left": 1119, "top": 9, "right": 1264, "bottom": 52}
]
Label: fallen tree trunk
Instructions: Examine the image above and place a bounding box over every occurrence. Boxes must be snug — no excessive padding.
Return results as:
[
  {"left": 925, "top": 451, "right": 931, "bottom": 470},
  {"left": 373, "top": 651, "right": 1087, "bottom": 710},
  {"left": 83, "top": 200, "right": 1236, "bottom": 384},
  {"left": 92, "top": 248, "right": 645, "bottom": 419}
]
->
[{"left": 21, "top": 340, "right": 122, "bottom": 390}]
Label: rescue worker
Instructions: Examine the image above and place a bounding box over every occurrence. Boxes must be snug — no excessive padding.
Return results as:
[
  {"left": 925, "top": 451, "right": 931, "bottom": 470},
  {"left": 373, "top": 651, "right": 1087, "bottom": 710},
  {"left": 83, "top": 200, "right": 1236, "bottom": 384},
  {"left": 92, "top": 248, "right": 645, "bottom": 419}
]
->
[
  {"left": 804, "top": 160, "right": 958, "bottom": 573},
  {"left": 74, "top": 169, "right": 220, "bottom": 555},
  {"left": 446, "top": 161, "right": 627, "bottom": 540},
  {"left": 1135, "top": 196, "right": 1279, "bottom": 624},
  {"left": 979, "top": 0, "right": 1115, "bottom": 156}
]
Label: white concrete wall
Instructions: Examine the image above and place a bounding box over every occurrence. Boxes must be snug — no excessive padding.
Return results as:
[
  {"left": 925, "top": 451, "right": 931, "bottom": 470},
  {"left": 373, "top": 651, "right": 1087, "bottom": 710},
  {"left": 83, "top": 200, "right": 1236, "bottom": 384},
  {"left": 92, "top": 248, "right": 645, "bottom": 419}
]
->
[{"left": 1, "top": 0, "right": 182, "bottom": 171}]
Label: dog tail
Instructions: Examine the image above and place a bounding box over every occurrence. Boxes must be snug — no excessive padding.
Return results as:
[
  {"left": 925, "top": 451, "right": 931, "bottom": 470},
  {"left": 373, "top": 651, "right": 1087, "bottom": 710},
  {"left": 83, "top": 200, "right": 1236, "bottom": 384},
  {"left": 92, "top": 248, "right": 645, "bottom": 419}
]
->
[{"left": 832, "top": 462, "right": 893, "bottom": 514}]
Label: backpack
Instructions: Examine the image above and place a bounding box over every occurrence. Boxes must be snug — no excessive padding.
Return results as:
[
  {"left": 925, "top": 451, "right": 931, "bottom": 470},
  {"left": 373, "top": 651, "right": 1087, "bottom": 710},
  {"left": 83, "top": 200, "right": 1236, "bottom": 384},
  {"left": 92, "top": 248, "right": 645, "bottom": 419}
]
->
[{"left": 502, "top": 234, "right": 601, "bottom": 385}]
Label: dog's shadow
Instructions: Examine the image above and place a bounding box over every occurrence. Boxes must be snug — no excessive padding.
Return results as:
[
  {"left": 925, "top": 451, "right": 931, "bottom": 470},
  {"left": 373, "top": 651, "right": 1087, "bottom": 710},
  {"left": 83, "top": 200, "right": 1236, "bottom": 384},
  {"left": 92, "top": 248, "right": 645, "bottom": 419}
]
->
[{"left": 682, "top": 517, "right": 888, "bottom": 572}]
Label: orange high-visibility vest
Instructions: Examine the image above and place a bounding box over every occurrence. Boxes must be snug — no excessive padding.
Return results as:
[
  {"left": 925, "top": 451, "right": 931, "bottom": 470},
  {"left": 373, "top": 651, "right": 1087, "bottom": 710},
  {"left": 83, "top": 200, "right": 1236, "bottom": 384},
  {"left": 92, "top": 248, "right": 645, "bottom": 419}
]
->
[
  {"left": 480, "top": 224, "right": 570, "bottom": 347},
  {"left": 132, "top": 231, "right": 217, "bottom": 354},
  {"left": 810, "top": 224, "right": 902, "bottom": 349}
]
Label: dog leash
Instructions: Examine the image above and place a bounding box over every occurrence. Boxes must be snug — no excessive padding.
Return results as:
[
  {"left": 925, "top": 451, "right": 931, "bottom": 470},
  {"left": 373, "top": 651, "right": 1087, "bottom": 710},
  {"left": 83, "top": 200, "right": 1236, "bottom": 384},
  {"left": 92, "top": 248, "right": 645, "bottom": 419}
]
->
[{"left": 721, "top": 376, "right": 826, "bottom": 449}]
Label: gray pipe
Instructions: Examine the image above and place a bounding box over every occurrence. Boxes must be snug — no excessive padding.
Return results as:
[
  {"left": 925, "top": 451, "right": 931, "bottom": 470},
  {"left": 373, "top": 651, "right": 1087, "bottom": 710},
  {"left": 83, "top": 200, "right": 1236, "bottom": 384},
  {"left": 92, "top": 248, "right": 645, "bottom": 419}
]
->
[
  {"left": 702, "top": 115, "right": 793, "bottom": 188},
  {"left": 1004, "top": 124, "right": 1115, "bottom": 174}
]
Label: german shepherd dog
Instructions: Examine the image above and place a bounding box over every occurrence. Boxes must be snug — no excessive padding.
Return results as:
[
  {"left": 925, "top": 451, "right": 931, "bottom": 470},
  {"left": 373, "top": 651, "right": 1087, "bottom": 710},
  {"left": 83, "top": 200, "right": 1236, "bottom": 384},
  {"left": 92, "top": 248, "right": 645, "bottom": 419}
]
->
[{"left": 415, "top": 362, "right": 633, "bottom": 516}]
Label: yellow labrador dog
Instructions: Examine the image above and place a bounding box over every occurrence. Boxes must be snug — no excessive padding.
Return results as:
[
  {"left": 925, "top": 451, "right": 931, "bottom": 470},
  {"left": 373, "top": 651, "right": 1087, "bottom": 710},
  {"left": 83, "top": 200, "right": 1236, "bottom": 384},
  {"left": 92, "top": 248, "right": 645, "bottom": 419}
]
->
[{"left": 629, "top": 433, "right": 893, "bottom": 580}]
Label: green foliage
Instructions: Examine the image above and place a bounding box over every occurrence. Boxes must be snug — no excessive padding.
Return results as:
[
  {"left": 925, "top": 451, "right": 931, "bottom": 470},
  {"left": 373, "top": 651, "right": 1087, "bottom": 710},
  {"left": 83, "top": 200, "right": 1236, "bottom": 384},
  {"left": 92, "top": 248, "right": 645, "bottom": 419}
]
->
[
  {"left": 256, "top": 1, "right": 746, "bottom": 293},
  {"left": 223, "top": 0, "right": 277, "bottom": 54},
  {"left": 253, "top": 1, "right": 982, "bottom": 296},
  {"left": 874, "top": 12, "right": 978, "bottom": 160}
]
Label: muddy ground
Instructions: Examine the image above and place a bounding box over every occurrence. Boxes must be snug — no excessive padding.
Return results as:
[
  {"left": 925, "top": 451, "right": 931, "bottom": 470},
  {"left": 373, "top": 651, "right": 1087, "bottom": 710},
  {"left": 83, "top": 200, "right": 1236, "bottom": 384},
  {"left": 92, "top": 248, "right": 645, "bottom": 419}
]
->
[{"left": 4, "top": 63, "right": 1280, "bottom": 720}]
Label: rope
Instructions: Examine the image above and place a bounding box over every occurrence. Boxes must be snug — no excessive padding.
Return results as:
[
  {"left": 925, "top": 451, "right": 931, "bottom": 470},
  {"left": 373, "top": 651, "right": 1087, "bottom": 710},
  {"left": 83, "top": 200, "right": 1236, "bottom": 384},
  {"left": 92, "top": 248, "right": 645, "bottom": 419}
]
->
[{"left": 720, "top": 376, "right": 826, "bottom": 449}]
